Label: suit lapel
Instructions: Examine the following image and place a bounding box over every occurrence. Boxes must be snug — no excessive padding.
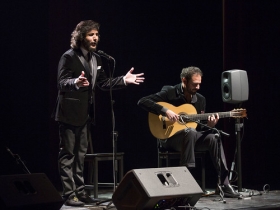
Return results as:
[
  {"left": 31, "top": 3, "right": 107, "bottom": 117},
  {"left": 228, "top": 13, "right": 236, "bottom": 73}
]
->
[
  {"left": 76, "top": 50, "right": 92, "bottom": 76},
  {"left": 74, "top": 49, "right": 102, "bottom": 90},
  {"left": 91, "top": 56, "right": 97, "bottom": 89}
]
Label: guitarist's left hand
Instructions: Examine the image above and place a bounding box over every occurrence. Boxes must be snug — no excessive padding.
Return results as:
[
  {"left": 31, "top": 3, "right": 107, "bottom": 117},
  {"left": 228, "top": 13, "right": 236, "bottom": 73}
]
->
[{"left": 207, "top": 113, "right": 219, "bottom": 128}]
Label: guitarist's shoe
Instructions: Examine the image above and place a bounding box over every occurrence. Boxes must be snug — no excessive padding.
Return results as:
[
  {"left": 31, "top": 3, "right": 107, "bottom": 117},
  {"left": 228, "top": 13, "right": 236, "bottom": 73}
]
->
[{"left": 218, "top": 184, "right": 241, "bottom": 198}]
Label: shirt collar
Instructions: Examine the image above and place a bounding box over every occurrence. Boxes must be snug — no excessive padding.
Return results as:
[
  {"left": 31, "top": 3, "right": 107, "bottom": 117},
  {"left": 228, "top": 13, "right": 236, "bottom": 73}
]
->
[{"left": 180, "top": 83, "right": 198, "bottom": 103}]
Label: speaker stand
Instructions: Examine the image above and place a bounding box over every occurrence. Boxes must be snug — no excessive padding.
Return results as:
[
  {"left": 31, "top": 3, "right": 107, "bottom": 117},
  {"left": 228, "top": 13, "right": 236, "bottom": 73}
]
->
[{"left": 235, "top": 118, "right": 243, "bottom": 192}]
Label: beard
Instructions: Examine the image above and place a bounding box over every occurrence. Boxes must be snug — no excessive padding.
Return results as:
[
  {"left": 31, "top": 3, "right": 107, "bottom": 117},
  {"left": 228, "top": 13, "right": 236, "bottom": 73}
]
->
[
  {"left": 82, "top": 40, "right": 98, "bottom": 52},
  {"left": 186, "top": 87, "right": 197, "bottom": 95}
]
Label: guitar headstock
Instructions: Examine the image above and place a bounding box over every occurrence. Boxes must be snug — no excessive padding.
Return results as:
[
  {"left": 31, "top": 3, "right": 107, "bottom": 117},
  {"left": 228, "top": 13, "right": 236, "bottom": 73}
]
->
[{"left": 231, "top": 109, "right": 247, "bottom": 118}]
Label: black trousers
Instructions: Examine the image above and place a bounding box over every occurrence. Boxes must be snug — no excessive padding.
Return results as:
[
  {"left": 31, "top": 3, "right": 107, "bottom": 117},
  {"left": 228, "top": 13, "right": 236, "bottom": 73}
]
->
[
  {"left": 58, "top": 122, "right": 89, "bottom": 199},
  {"left": 161, "top": 128, "right": 229, "bottom": 183}
]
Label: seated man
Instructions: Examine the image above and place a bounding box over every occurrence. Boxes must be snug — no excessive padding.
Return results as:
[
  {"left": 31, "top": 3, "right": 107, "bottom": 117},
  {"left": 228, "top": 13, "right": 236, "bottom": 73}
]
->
[{"left": 137, "top": 66, "right": 240, "bottom": 198}]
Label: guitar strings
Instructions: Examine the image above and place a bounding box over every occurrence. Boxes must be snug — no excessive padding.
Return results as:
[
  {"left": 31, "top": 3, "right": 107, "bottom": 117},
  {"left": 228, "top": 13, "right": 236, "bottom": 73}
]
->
[{"left": 179, "top": 115, "right": 190, "bottom": 129}]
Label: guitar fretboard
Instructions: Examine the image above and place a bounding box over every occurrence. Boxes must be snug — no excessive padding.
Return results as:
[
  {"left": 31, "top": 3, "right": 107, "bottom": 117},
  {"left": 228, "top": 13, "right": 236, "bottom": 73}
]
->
[{"left": 182, "top": 112, "right": 232, "bottom": 121}]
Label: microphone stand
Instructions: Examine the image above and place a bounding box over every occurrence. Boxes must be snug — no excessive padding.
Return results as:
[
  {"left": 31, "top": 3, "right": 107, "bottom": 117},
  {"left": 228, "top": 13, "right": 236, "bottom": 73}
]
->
[
  {"left": 180, "top": 116, "right": 228, "bottom": 203},
  {"left": 6, "top": 147, "right": 31, "bottom": 174},
  {"left": 97, "top": 53, "right": 118, "bottom": 208}
]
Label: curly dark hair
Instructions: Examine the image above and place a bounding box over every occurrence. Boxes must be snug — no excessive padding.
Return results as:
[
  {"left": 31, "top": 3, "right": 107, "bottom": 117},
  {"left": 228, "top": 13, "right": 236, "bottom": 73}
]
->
[
  {"left": 70, "top": 20, "right": 100, "bottom": 49},
  {"left": 180, "top": 66, "right": 203, "bottom": 81}
]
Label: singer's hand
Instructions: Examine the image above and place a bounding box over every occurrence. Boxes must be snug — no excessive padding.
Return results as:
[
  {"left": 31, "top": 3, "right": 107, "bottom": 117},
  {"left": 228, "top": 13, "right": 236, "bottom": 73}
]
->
[
  {"left": 76, "top": 71, "right": 89, "bottom": 87},
  {"left": 124, "top": 67, "right": 145, "bottom": 85},
  {"left": 166, "top": 110, "right": 179, "bottom": 122},
  {"left": 207, "top": 113, "right": 219, "bottom": 127}
]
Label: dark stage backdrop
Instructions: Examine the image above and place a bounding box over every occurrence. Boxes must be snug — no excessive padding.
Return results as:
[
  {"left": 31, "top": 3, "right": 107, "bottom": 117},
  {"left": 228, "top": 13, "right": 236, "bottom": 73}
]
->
[
  {"left": 223, "top": 0, "right": 280, "bottom": 191},
  {"left": 1, "top": 0, "right": 279, "bottom": 192}
]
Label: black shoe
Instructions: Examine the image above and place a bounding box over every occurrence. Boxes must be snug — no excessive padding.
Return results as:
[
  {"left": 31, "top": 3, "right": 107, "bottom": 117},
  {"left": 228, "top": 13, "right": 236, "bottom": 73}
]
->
[
  {"left": 77, "top": 193, "right": 101, "bottom": 204},
  {"left": 220, "top": 184, "right": 241, "bottom": 198},
  {"left": 64, "top": 195, "right": 85, "bottom": 207}
]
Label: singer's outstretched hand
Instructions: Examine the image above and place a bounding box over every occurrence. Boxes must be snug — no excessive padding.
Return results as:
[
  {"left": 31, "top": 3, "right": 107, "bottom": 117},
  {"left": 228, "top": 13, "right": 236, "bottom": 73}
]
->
[{"left": 124, "top": 67, "right": 145, "bottom": 85}]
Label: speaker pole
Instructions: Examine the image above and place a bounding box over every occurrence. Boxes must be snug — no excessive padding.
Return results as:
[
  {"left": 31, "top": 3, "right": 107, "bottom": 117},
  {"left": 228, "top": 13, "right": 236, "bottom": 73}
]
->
[{"left": 235, "top": 117, "right": 243, "bottom": 192}]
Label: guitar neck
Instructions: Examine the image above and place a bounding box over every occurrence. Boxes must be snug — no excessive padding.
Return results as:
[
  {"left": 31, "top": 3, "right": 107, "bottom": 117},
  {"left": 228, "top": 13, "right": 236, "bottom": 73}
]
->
[{"left": 187, "top": 111, "right": 232, "bottom": 121}]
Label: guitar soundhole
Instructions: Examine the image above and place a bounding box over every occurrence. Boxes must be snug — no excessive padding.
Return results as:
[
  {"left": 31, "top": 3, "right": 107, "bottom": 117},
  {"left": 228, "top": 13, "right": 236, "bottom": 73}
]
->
[{"left": 178, "top": 112, "right": 188, "bottom": 125}]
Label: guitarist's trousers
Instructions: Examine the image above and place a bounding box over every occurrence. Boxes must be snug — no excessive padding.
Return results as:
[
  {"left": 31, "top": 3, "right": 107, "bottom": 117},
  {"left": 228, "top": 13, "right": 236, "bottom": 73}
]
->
[{"left": 160, "top": 128, "right": 229, "bottom": 183}]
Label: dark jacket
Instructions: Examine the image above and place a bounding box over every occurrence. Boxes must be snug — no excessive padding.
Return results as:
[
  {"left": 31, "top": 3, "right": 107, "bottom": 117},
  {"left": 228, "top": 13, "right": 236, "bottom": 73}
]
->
[
  {"left": 138, "top": 83, "right": 207, "bottom": 131},
  {"left": 54, "top": 48, "right": 125, "bottom": 126}
]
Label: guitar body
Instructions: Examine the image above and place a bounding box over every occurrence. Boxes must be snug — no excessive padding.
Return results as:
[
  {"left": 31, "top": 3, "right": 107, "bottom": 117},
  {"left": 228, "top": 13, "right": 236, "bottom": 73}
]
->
[
  {"left": 148, "top": 102, "right": 198, "bottom": 139},
  {"left": 148, "top": 102, "right": 246, "bottom": 139}
]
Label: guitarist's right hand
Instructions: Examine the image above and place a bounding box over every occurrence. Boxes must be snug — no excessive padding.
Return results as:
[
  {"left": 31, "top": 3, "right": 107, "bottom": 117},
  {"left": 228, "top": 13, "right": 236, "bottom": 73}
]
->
[{"left": 166, "top": 110, "right": 179, "bottom": 122}]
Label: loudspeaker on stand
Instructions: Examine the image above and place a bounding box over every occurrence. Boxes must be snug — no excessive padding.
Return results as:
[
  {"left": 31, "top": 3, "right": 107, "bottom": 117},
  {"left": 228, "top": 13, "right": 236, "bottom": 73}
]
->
[{"left": 221, "top": 69, "right": 249, "bottom": 104}]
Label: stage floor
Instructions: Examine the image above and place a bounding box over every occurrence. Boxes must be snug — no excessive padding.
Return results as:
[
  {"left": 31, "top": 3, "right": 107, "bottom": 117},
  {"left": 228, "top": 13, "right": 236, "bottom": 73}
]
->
[{"left": 60, "top": 188, "right": 280, "bottom": 210}]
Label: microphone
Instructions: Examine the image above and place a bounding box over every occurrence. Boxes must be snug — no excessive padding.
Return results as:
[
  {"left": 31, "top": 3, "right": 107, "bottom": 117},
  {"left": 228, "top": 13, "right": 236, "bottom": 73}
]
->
[
  {"left": 214, "top": 133, "right": 220, "bottom": 139},
  {"left": 97, "top": 50, "right": 114, "bottom": 60},
  {"left": 6, "top": 147, "right": 15, "bottom": 158}
]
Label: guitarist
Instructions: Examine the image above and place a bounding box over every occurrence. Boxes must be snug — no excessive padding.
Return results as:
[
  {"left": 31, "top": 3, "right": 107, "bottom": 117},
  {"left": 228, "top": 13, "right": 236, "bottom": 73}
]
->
[{"left": 137, "top": 66, "right": 240, "bottom": 198}]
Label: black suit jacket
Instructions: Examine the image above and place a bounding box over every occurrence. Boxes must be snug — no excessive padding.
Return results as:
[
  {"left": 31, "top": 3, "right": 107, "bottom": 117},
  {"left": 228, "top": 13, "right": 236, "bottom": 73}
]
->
[{"left": 55, "top": 48, "right": 126, "bottom": 126}]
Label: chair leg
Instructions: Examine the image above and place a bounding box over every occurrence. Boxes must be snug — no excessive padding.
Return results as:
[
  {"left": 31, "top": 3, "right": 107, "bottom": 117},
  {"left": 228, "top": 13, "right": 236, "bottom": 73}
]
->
[
  {"left": 93, "top": 158, "right": 98, "bottom": 198},
  {"left": 166, "top": 156, "right": 170, "bottom": 167},
  {"left": 158, "top": 154, "right": 162, "bottom": 167},
  {"left": 119, "top": 156, "right": 124, "bottom": 181},
  {"left": 201, "top": 153, "right": 206, "bottom": 192}
]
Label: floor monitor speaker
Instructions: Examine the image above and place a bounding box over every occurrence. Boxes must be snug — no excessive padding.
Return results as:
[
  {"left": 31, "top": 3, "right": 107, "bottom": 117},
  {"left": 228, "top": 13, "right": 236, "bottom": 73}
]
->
[
  {"left": 0, "top": 173, "right": 64, "bottom": 210},
  {"left": 112, "top": 166, "right": 203, "bottom": 210}
]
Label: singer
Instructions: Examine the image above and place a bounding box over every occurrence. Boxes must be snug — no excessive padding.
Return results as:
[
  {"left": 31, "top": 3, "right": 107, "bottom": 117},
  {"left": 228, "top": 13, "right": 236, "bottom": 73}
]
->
[
  {"left": 53, "top": 20, "right": 144, "bottom": 207},
  {"left": 138, "top": 66, "right": 240, "bottom": 198}
]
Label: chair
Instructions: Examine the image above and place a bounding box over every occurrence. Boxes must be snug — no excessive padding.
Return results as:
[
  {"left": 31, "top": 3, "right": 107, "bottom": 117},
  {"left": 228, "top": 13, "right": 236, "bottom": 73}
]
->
[
  {"left": 84, "top": 153, "right": 124, "bottom": 198},
  {"left": 157, "top": 139, "right": 206, "bottom": 192},
  {"left": 84, "top": 136, "right": 124, "bottom": 198}
]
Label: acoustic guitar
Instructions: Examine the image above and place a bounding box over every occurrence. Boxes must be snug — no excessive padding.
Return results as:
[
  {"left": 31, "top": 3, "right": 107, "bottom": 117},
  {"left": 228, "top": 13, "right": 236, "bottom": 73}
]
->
[{"left": 148, "top": 102, "right": 247, "bottom": 139}]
